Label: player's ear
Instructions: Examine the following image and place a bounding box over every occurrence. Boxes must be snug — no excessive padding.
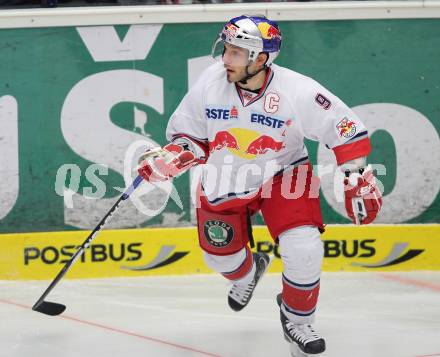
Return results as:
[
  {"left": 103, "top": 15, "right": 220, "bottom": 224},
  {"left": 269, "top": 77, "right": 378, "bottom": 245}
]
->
[{"left": 256, "top": 52, "right": 269, "bottom": 68}]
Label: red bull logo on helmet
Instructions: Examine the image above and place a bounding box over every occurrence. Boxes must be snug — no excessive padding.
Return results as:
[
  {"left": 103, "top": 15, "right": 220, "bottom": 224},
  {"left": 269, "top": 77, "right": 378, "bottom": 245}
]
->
[
  {"left": 336, "top": 117, "right": 357, "bottom": 138},
  {"left": 257, "top": 22, "right": 281, "bottom": 40}
]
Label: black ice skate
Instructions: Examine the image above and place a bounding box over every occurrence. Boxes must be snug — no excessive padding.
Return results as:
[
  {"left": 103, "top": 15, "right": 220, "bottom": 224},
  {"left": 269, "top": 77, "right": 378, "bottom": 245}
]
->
[
  {"left": 277, "top": 293, "right": 326, "bottom": 356},
  {"left": 228, "top": 252, "right": 271, "bottom": 312}
]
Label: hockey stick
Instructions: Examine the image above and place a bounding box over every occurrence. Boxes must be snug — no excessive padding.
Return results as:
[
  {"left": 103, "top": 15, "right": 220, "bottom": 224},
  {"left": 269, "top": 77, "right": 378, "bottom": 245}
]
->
[{"left": 32, "top": 174, "right": 144, "bottom": 316}]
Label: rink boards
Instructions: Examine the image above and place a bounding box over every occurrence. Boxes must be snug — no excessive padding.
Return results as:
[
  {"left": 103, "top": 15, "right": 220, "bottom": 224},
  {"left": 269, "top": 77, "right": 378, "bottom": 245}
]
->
[{"left": 0, "top": 225, "right": 439, "bottom": 280}]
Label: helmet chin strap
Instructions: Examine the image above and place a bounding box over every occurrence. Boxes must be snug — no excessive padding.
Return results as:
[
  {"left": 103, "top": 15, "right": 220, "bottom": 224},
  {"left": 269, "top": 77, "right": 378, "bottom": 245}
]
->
[{"left": 238, "top": 64, "right": 267, "bottom": 85}]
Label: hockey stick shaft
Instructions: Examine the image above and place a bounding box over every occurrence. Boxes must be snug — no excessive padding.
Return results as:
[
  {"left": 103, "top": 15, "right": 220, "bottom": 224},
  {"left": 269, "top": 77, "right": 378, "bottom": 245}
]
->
[{"left": 32, "top": 175, "right": 144, "bottom": 313}]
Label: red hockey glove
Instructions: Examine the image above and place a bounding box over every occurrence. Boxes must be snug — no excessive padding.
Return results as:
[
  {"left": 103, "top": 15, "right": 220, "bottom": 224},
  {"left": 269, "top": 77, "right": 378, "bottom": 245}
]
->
[
  {"left": 344, "top": 166, "right": 382, "bottom": 225},
  {"left": 138, "top": 143, "right": 197, "bottom": 182}
]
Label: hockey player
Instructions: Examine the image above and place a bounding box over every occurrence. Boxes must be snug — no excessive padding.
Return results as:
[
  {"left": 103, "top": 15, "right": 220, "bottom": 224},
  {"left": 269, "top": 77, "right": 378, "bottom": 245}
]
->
[{"left": 138, "top": 15, "right": 382, "bottom": 356}]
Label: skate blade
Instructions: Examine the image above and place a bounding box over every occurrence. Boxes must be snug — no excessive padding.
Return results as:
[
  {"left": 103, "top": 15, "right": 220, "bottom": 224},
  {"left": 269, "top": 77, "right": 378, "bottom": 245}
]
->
[
  {"left": 289, "top": 342, "right": 326, "bottom": 357},
  {"left": 251, "top": 254, "right": 273, "bottom": 298},
  {"left": 259, "top": 254, "right": 274, "bottom": 283},
  {"left": 266, "top": 254, "right": 274, "bottom": 271}
]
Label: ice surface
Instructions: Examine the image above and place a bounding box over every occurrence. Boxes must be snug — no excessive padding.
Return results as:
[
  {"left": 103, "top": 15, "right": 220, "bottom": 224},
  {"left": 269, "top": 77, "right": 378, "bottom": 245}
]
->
[{"left": 1, "top": 272, "right": 439, "bottom": 357}]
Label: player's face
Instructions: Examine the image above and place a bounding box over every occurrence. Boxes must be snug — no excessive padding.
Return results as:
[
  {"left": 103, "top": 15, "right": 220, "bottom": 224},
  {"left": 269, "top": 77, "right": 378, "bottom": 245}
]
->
[{"left": 222, "top": 43, "right": 251, "bottom": 83}]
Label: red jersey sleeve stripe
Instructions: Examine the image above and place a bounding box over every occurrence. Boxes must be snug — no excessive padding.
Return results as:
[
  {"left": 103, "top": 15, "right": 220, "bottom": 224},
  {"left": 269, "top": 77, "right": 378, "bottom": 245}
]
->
[{"left": 332, "top": 137, "right": 372, "bottom": 166}]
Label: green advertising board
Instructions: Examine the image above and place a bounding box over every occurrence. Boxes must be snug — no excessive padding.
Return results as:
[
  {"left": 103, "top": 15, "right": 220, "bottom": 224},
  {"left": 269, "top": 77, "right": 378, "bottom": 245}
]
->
[{"left": 0, "top": 19, "right": 439, "bottom": 233}]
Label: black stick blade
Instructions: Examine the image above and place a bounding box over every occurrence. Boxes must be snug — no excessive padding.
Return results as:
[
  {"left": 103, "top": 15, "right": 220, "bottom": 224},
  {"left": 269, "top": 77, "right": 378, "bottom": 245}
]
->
[{"left": 32, "top": 301, "right": 66, "bottom": 316}]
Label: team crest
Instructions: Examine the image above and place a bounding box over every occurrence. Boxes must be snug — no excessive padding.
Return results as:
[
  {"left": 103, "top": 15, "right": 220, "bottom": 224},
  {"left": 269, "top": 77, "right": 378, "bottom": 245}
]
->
[
  {"left": 336, "top": 117, "right": 356, "bottom": 138},
  {"left": 204, "top": 220, "right": 234, "bottom": 247}
]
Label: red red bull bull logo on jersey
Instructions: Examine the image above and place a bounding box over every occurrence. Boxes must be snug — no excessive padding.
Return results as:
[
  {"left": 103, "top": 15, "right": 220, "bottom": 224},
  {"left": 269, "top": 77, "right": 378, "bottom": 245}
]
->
[
  {"left": 336, "top": 117, "right": 357, "bottom": 138},
  {"left": 209, "top": 131, "right": 240, "bottom": 153},
  {"left": 245, "top": 135, "right": 285, "bottom": 155},
  {"left": 209, "top": 128, "right": 285, "bottom": 158}
]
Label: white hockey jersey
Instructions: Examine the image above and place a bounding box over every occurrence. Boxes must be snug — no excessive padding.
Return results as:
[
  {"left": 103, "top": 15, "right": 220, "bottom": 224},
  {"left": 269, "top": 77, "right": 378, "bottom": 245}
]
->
[{"left": 166, "top": 62, "right": 371, "bottom": 207}]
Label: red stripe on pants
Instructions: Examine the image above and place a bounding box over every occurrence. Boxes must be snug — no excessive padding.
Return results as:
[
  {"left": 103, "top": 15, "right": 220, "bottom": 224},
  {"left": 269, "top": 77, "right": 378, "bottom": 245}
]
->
[
  {"left": 222, "top": 246, "right": 254, "bottom": 281},
  {"left": 282, "top": 280, "right": 320, "bottom": 313}
]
